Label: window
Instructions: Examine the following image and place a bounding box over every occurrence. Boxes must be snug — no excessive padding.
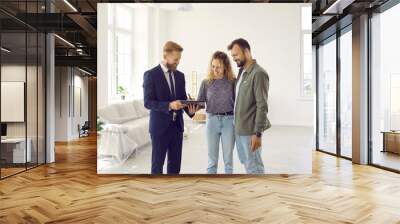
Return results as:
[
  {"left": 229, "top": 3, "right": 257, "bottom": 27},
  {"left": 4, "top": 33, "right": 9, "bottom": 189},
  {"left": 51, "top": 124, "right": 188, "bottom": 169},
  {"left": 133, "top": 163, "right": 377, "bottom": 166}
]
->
[
  {"left": 390, "top": 74, "right": 400, "bottom": 130},
  {"left": 0, "top": 1, "right": 46, "bottom": 179},
  {"left": 370, "top": 2, "right": 400, "bottom": 171},
  {"left": 115, "top": 33, "right": 132, "bottom": 95},
  {"left": 301, "top": 6, "right": 313, "bottom": 98},
  {"left": 106, "top": 4, "right": 152, "bottom": 102},
  {"left": 116, "top": 6, "right": 132, "bottom": 30},
  {"left": 108, "top": 4, "right": 133, "bottom": 101},
  {"left": 340, "top": 29, "right": 352, "bottom": 158},
  {"left": 318, "top": 36, "right": 337, "bottom": 154},
  {"left": 316, "top": 27, "right": 353, "bottom": 159}
]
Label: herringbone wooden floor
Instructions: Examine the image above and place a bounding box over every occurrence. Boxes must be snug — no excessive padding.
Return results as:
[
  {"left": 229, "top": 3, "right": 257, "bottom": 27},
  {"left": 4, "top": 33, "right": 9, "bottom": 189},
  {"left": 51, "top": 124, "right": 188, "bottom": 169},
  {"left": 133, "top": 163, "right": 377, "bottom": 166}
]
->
[{"left": 1, "top": 135, "right": 400, "bottom": 224}]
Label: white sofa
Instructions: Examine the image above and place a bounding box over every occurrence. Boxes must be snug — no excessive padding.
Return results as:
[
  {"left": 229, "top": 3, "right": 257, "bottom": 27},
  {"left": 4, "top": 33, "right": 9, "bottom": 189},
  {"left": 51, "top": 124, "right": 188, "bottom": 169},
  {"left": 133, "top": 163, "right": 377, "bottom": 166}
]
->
[{"left": 98, "top": 100, "right": 150, "bottom": 163}]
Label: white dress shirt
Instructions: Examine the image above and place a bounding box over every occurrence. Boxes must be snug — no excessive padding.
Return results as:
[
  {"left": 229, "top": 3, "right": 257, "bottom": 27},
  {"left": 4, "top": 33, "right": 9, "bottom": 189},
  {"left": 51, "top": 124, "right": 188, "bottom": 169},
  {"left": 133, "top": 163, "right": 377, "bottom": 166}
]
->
[
  {"left": 234, "top": 68, "right": 245, "bottom": 113},
  {"left": 160, "top": 63, "right": 176, "bottom": 96}
]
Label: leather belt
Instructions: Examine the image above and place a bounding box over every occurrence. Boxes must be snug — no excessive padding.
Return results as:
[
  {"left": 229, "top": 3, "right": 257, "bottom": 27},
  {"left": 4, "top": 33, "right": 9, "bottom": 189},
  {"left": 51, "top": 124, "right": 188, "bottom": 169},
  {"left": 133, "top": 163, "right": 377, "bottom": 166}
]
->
[{"left": 212, "top": 111, "right": 234, "bottom": 116}]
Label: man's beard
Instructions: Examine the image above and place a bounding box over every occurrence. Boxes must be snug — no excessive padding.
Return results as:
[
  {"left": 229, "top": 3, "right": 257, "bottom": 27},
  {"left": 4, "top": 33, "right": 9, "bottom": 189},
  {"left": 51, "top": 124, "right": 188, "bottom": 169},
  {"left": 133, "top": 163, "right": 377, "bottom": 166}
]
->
[
  {"left": 236, "top": 58, "right": 246, "bottom": 68},
  {"left": 166, "top": 63, "right": 177, "bottom": 71}
]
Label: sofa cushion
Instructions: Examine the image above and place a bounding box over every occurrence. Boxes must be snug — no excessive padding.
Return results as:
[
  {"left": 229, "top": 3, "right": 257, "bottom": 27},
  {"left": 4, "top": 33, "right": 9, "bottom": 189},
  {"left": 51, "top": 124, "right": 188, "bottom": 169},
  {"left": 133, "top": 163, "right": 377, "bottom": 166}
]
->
[
  {"left": 123, "top": 117, "right": 150, "bottom": 147},
  {"left": 132, "top": 100, "right": 149, "bottom": 118},
  {"left": 98, "top": 104, "right": 121, "bottom": 124},
  {"left": 99, "top": 100, "right": 150, "bottom": 124},
  {"left": 114, "top": 101, "right": 138, "bottom": 121}
]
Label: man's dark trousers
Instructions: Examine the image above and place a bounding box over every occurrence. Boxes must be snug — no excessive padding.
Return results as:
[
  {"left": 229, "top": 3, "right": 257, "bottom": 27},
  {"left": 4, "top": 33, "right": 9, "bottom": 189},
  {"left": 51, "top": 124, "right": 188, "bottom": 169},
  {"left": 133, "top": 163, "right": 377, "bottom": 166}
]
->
[{"left": 150, "top": 121, "right": 183, "bottom": 174}]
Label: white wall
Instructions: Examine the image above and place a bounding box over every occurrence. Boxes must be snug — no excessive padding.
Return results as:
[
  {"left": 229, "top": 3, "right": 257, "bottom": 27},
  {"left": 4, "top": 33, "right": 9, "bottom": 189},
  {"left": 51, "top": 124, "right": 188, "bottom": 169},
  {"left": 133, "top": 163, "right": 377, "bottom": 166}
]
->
[
  {"left": 55, "top": 67, "right": 89, "bottom": 141},
  {"left": 132, "top": 5, "right": 150, "bottom": 99},
  {"left": 1, "top": 65, "right": 39, "bottom": 137},
  {"left": 161, "top": 3, "right": 313, "bottom": 127},
  {"left": 55, "top": 67, "right": 68, "bottom": 141},
  {"left": 1, "top": 64, "right": 47, "bottom": 163},
  {"left": 97, "top": 3, "right": 314, "bottom": 127},
  {"left": 72, "top": 74, "right": 89, "bottom": 138},
  {"left": 97, "top": 4, "right": 109, "bottom": 109}
]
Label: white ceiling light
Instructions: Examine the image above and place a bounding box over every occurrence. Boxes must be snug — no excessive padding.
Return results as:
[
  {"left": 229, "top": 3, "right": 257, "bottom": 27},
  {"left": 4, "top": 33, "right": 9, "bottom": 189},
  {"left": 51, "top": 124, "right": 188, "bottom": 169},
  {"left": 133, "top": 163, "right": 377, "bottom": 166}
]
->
[
  {"left": 323, "top": 0, "right": 355, "bottom": 15},
  {"left": 78, "top": 67, "right": 93, "bottom": 76},
  {"left": 1, "top": 47, "right": 11, "bottom": 53},
  {"left": 178, "top": 3, "right": 192, "bottom": 12},
  {"left": 63, "top": 0, "right": 78, "bottom": 12},
  {"left": 54, "top": 34, "right": 75, "bottom": 48}
]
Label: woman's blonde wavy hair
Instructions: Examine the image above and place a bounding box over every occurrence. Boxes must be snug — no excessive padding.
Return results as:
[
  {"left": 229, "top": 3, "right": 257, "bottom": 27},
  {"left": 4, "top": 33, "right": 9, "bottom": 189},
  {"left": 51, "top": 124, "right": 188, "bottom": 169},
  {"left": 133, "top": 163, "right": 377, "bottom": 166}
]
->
[{"left": 206, "top": 51, "right": 235, "bottom": 83}]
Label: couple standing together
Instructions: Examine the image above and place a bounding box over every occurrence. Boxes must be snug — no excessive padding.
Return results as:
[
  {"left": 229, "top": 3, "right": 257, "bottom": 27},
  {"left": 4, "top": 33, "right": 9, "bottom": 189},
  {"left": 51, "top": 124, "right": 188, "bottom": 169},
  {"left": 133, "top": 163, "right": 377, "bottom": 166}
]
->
[{"left": 143, "top": 38, "right": 271, "bottom": 175}]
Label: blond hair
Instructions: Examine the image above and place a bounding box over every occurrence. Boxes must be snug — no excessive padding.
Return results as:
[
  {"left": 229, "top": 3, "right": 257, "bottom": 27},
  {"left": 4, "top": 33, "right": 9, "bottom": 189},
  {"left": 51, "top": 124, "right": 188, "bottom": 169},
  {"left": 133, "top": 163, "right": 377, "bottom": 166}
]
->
[
  {"left": 207, "top": 51, "right": 235, "bottom": 82},
  {"left": 163, "top": 41, "right": 183, "bottom": 57}
]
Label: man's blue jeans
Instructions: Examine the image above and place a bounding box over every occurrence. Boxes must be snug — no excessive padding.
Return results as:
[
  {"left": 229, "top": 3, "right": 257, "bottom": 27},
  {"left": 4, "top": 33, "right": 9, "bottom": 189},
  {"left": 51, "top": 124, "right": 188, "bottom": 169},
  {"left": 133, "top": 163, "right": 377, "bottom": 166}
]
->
[
  {"left": 235, "top": 135, "right": 265, "bottom": 174},
  {"left": 206, "top": 113, "right": 235, "bottom": 174}
]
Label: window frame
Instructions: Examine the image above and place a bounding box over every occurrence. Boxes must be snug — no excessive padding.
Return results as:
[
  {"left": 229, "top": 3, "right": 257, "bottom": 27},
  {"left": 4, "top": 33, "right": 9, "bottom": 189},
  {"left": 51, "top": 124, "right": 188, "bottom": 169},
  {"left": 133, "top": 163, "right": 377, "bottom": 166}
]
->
[
  {"left": 107, "top": 4, "right": 133, "bottom": 102},
  {"left": 300, "top": 5, "right": 314, "bottom": 100}
]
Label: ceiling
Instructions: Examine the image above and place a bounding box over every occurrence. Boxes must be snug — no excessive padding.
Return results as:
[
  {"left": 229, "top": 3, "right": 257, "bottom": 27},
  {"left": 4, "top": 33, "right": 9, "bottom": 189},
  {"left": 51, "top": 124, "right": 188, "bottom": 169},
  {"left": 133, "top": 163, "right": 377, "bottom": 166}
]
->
[
  {"left": 0, "top": 0, "right": 395, "bottom": 74},
  {"left": 311, "top": 0, "right": 390, "bottom": 43},
  {"left": 0, "top": 0, "right": 98, "bottom": 74}
]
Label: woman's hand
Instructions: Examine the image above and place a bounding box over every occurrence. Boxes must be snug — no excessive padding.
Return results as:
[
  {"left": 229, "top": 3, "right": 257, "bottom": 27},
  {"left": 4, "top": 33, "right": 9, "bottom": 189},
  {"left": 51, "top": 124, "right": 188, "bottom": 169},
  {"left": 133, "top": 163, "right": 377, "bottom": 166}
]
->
[{"left": 188, "top": 104, "right": 200, "bottom": 115}]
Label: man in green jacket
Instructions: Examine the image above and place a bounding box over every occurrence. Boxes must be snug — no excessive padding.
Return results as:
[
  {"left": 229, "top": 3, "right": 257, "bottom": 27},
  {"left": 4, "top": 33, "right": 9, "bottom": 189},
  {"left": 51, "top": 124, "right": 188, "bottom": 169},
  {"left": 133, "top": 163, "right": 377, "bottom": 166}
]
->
[{"left": 228, "top": 38, "right": 271, "bottom": 174}]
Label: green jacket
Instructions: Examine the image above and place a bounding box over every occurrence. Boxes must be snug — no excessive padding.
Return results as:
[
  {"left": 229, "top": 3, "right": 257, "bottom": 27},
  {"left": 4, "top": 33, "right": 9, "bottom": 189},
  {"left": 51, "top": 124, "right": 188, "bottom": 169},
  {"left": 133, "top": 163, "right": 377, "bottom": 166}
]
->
[{"left": 234, "top": 60, "right": 271, "bottom": 135}]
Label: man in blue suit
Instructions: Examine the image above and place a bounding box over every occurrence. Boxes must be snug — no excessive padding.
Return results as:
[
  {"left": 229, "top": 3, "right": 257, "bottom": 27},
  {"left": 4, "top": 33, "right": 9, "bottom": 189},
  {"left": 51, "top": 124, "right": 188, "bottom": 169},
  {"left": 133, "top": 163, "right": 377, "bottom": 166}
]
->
[{"left": 143, "top": 41, "right": 198, "bottom": 174}]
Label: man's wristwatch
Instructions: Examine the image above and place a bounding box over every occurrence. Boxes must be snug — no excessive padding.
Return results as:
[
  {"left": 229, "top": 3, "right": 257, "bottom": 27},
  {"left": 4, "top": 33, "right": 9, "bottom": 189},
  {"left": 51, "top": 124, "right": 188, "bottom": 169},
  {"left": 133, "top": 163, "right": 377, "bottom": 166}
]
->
[{"left": 255, "top": 132, "right": 262, "bottom": 138}]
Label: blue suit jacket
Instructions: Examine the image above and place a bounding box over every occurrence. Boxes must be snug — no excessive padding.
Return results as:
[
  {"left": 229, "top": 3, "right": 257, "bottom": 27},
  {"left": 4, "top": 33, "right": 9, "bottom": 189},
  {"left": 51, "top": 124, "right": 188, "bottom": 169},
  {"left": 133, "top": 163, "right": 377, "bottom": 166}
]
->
[{"left": 143, "top": 65, "right": 193, "bottom": 136}]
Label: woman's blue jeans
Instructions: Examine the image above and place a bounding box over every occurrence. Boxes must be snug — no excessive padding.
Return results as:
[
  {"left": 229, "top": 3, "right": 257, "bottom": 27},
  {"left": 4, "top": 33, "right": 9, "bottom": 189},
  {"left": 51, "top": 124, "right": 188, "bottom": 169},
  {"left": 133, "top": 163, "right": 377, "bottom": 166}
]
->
[{"left": 206, "top": 113, "right": 235, "bottom": 174}]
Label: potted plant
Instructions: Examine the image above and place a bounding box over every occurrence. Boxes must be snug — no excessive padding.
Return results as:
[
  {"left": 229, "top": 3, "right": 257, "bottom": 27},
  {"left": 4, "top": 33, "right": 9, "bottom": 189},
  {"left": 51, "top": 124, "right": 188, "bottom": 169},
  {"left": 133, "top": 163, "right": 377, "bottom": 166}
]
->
[
  {"left": 117, "top": 85, "right": 128, "bottom": 100},
  {"left": 97, "top": 116, "right": 104, "bottom": 135}
]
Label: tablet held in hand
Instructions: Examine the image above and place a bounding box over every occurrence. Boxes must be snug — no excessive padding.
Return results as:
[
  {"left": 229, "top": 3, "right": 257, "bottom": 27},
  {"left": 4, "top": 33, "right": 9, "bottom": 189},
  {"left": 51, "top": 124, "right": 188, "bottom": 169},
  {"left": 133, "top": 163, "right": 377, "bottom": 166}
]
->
[{"left": 180, "top": 100, "right": 206, "bottom": 109}]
